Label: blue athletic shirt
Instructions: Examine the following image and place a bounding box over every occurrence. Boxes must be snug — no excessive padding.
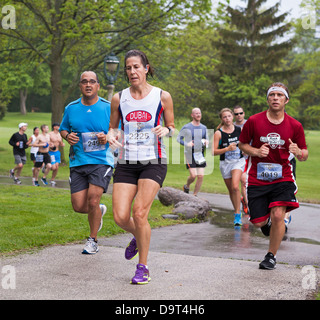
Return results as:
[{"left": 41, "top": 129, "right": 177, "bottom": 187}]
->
[{"left": 60, "top": 97, "right": 114, "bottom": 168}]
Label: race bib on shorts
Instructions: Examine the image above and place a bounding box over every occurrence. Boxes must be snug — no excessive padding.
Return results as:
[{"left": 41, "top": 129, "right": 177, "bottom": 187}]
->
[
  {"left": 82, "top": 132, "right": 106, "bottom": 153},
  {"left": 257, "top": 162, "right": 283, "bottom": 181},
  {"left": 193, "top": 152, "right": 206, "bottom": 165},
  {"left": 36, "top": 154, "right": 44, "bottom": 162}
]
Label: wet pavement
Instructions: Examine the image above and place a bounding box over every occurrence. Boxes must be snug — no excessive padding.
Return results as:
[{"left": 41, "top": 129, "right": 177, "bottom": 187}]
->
[{"left": 104, "top": 198, "right": 320, "bottom": 268}]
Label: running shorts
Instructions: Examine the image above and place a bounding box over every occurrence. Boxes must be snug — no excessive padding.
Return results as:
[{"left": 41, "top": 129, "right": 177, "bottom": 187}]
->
[
  {"left": 186, "top": 156, "right": 207, "bottom": 169},
  {"left": 247, "top": 181, "right": 299, "bottom": 224},
  {"left": 30, "top": 153, "right": 37, "bottom": 162},
  {"left": 34, "top": 152, "right": 51, "bottom": 167},
  {"left": 69, "top": 164, "right": 113, "bottom": 194},
  {"left": 113, "top": 161, "right": 167, "bottom": 187},
  {"left": 14, "top": 154, "right": 27, "bottom": 165},
  {"left": 219, "top": 157, "right": 245, "bottom": 179},
  {"left": 49, "top": 150, "right": 61, "bottom": 165}
]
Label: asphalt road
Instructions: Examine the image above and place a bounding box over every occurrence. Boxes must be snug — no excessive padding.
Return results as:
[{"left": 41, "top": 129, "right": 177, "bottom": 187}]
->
[{"left": 1, "top": 180, "right": 319, "bottom": 301}]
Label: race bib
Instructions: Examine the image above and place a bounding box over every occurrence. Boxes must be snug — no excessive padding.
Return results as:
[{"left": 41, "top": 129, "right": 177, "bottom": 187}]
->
[
  {"left": 257, "top": 162, "right": 282, "bottom": 181},
  {"left": 193, "top": 152, "right": 206, "bottom": 165},
  {"left": 225, "top": 147, "right": 241, "bottom": 160},
  {"left": 36, "top": 154, "right": 43, "bottom": 162},
  {"left": 125, "top": 123, "right": 154, "bottom": 146},
  {"left": 82, "top": 132, "right": 106, "bottom": 153}
]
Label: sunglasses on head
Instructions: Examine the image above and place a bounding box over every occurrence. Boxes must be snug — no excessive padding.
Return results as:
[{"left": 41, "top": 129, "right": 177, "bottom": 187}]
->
[{"left": 234, "top": 112, "right": 244, "bottom": 115}]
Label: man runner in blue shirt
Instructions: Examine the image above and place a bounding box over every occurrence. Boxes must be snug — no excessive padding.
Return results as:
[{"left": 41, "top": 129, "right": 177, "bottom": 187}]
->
[{"left": 60, "top": 71, "right": 114, "bottom": 254}]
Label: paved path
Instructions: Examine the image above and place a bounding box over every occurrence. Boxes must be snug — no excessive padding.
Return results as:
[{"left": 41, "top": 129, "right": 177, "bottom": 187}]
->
[{"left": 0, "top": 182, "right": 319, "bottom": 301}]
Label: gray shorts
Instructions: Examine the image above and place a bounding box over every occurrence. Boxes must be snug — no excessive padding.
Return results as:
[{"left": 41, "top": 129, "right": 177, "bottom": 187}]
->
[
  {"left": 14, "top": 154, "right": 27, "bottom": 165},
  {"left": 69, "top": 164, "right": 113, "bottom": 194},
  {"left": 219, "top": 157, "right": 246, "bottom": 179}
]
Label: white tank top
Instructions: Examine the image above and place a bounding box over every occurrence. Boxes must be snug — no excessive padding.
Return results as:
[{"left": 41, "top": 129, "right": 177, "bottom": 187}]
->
[
  {"left": 118, "top": 86, "right": 167, "bottom": 162},
  {"left": 30, "top": 134, "right": 39, "bottom": 154}
]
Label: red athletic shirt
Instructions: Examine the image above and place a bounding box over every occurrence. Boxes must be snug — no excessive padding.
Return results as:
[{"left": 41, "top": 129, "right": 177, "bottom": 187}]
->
[{"left": 239, "top": 111, "right": 307, "bottom": 186}]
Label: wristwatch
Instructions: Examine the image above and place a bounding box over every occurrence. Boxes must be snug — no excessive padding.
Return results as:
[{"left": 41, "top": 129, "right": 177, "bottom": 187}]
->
[{"left": 166, "top": 127, "right": 173, "bottom": 137}]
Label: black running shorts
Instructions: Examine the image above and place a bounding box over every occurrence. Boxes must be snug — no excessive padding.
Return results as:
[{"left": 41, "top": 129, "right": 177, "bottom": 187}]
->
[
  {"left": 34, "top": 152, "right": 51, "bottom": 167},
  {"left": 69, "top": 164, "right": 113, "bottom": 194},
  {"left": 113, "top": 161, "right": 167, "bottom": 187},
  {"left": 247, "top": 181, "right": 299, "bottom": 224}
]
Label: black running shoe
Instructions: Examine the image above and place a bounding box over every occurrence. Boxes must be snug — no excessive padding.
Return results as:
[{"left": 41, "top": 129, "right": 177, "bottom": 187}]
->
[
  {"left": 261, "top": 217, "right": 271, "bottom": 236},
  {"left": 259, "top": 252, "right": 276, "bottom": 270},
  {"left": 183, "top": 184, "right": 189, "bottom": 194}
]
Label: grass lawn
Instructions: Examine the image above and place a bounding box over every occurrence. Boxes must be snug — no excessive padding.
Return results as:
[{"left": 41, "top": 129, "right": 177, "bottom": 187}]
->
[{"left": 0, "top": 184, "right": 184, "bottom": 256}]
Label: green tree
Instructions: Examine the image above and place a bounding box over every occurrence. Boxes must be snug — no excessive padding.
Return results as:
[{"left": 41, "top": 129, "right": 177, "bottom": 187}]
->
[
  {"left": 291, "top": 0, "right": 320, "bottom": 128},
  {"left": 146, "top": 21, "right": 219, "bottom": 125},
  {"left": 0, "top": 0, "right": 211, "bottom": 124},
  {"left": 212, "top": 0, "right": 298, "bottom": 115}
]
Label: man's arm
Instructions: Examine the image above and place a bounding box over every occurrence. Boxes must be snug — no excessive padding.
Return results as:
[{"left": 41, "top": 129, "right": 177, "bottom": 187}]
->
[{"left": 238, "top": 142, "right": 270, "bottom": 158}]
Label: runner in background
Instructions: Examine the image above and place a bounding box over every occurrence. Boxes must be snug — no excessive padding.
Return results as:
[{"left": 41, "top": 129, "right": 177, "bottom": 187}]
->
[
  {"left": 27, "top": 127, "right": 40, "bottom": 186},
  {"left": 212, "top": 108, "right": 245, "bottom": 226},
  {"left": 233, "top": 105, "right": 248, "bottom": 214},
  {"left": 9, "top": 122, "right": 30, "bottom": 185},
  {"left": 177, "top": 108, "right": 208, "bottom": 196},
  {"left": 49, "top": 123, "right": 65, "bottom": 186}
]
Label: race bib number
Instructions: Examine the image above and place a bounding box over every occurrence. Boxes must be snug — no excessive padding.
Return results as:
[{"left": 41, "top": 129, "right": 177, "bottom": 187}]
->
[
  {"left": 257, "top": 163, "right": 282, "bottom": 181},
  {"left": 36, "top": 154, "right": 43, "bottom": 162},
  {"left": 225, "top": 148, "right": 241, "bottom": 160},
  {"left": 82, "top": 132, "right": 106, "bottom": 153},
  {"left": 125, "top": 123, "right": 154, "bottom": 146},
  {"left": 193, "top": 152, "right": 206, "bottom": 165}
]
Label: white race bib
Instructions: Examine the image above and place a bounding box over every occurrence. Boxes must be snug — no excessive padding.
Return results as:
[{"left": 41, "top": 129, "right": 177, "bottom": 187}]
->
[
  {"left": 82, "top": 132, "right": 106, "bottom": 153},
  {"left": 193, "top": 152, "right": 206, "bottom": 165},
  {"left": 257, "top": 162, "right": 282, "bottom": 181}
]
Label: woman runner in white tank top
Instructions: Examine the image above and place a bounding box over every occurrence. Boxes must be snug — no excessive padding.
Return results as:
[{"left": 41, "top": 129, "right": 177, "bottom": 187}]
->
[{"left": 107, "top": 50, "right": 174, "bottom": 285}]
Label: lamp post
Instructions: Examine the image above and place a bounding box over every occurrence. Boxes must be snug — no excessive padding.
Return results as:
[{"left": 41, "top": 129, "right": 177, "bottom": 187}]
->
[{"left": 104, "top": 52, "right": 120, "bottom": 101}]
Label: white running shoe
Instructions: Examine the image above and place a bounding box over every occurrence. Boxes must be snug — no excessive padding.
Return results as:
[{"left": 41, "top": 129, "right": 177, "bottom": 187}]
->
[
  {"left": 82, "top": 237, "right": 99, "bottom": 254},
  {"left": 98, "top": 204, "right": 107, "bottom": 232}
]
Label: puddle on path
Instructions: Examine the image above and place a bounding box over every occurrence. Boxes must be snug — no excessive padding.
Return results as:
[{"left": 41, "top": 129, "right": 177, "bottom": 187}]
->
[{"left": 210, "top": 207, "right": 320, "bottom": 248}]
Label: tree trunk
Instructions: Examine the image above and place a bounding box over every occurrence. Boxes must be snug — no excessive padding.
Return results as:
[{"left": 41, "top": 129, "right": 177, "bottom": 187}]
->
[{"left": 19, "top": 88, "right": 27, "bottom": 115}]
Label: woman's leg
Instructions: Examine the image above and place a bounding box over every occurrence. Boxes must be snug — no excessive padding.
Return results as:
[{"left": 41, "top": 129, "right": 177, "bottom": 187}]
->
[{"left": 132, "top": 179, "right": 160, "bottom": 266}]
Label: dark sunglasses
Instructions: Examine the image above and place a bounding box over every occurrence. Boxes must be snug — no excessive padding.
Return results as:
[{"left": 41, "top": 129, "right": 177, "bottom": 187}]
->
[{"left": 234, "top": 112, "right": 244, "bottom": 115}]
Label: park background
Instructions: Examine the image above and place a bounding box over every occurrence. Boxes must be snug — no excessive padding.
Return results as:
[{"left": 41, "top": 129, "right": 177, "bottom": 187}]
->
[{"left": 1, "top": 0, "right": 320, "bottom": 256}]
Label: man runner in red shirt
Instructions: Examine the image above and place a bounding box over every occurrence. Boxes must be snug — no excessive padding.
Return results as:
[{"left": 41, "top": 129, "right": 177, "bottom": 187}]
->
[{"left": 239, "top": 82, "right": 308, "bottom": 270}]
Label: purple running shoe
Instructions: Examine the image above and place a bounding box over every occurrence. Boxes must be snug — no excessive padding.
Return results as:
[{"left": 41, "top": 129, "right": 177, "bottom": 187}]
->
[
  {"left": 130, "top": 264, "right": 151, "bottom": 284},
  {"left": 125, "top": 237, "right": 138, "bottom": 260}
]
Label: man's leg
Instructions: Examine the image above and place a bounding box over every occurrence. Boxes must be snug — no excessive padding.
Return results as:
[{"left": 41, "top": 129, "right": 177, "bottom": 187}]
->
[
  {"left": 193, "top": 168, "right": 204, "bottom": 196},
  {"left": 71, "top": 184, "right": 104, "bottom": 240},
  {"left": 186, "top": 167, "right": 197, "bottom": 188},
  {"left": 268, "top": 206, "right": 286, "bottom": 256}
]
